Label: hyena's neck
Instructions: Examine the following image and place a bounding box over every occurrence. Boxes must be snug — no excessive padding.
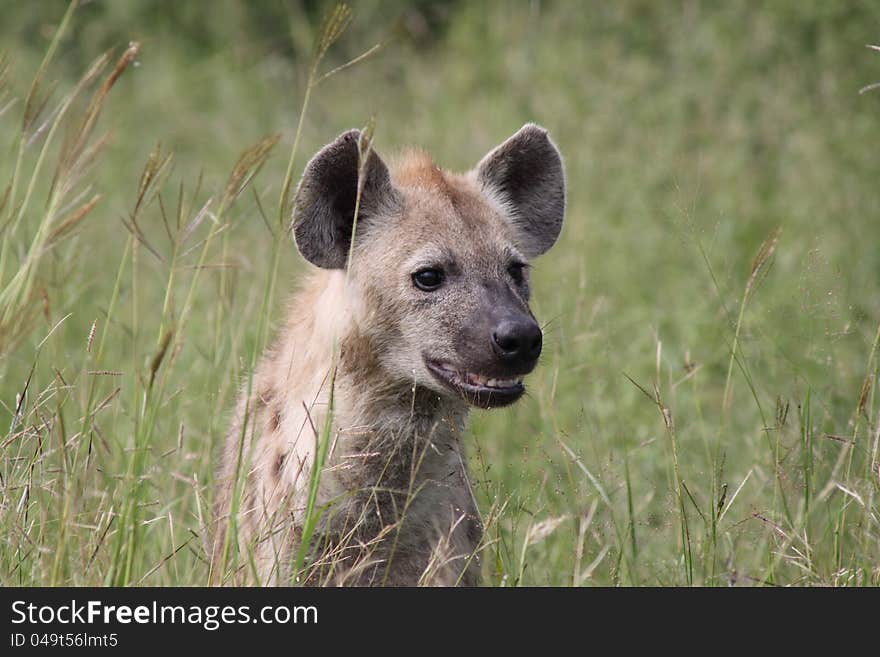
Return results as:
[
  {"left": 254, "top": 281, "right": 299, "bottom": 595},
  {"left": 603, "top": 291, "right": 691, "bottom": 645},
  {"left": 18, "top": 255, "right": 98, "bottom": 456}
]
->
[
  {"left": 334, "top": 330, "right": 470, "bottom": 463},
  {"left": 319, "top": 325, "right": 480, "bottom": 586}
]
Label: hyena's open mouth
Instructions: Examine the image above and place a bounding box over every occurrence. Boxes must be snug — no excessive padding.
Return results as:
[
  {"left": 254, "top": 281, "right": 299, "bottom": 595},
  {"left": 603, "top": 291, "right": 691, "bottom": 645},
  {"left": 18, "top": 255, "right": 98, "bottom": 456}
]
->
[{"left": 424, "top": 358, "right": 526, "bottom": 408}]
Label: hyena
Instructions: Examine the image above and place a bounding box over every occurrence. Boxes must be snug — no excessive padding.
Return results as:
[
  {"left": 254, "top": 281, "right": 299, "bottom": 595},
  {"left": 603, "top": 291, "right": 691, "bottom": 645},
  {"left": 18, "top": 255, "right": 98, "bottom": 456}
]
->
[{"left": 211, "top": 123, "right": 565, "bottom": 586}]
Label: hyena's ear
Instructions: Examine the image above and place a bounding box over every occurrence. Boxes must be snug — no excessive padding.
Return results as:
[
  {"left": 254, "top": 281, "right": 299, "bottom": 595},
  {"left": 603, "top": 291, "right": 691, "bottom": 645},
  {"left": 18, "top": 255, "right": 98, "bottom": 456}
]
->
[
  {"left": 475, "top": 123, "right": 565, "bottom": 258},
  {"left": 292, "top": 129, "right": 399, "bottom": 269}
]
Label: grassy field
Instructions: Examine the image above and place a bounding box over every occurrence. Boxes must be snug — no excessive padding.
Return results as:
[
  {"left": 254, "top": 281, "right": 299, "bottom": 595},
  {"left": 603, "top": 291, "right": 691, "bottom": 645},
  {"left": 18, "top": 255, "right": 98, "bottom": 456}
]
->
[{"left": 1, "top": 0, "right": 879, "bottom": 586}]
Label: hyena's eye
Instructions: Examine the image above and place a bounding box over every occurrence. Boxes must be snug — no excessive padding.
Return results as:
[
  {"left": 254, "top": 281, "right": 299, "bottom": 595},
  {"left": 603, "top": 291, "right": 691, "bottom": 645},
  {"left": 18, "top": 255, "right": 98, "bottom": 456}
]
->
[
  {"left": 507, "top": 262, "right": 527, "bottom": 286},
  {"left": 412, "top": 268, "right": 445, "bottom": 291}
]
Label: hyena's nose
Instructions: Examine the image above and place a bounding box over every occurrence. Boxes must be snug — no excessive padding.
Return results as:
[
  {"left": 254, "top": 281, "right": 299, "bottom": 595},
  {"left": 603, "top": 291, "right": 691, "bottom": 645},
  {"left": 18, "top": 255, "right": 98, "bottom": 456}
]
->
[{"left": 492, "top": 318, "right": 543, "bottom": 368}]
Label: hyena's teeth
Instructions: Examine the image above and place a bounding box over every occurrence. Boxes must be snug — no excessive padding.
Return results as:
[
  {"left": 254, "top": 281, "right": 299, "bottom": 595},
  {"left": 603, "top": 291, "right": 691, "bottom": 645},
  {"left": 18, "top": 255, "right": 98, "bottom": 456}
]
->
[
  {"left": 457, "top": 372, "right": 525, "bottom": 388},
  {"left": 485, "top": 377, "right": 524, "bottom": 388}
]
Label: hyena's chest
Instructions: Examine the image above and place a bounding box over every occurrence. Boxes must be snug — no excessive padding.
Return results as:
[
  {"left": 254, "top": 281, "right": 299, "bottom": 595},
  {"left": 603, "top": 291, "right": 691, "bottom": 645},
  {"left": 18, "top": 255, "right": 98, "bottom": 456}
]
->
[{"left": 307, "top": 423, "right": 483, "bottom": 585}]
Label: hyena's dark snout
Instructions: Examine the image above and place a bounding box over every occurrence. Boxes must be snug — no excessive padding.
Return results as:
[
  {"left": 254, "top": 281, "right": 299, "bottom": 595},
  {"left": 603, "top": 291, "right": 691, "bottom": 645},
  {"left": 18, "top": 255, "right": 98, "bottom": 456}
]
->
[{"left": 491, "top": 315, "right": 543, "bottom": 371}]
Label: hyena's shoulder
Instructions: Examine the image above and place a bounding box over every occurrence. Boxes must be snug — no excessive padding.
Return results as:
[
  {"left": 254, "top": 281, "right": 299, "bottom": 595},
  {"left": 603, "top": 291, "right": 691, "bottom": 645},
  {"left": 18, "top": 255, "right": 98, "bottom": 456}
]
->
[{"left": 211, "top": 270, "right": 345, "bottom": 582}]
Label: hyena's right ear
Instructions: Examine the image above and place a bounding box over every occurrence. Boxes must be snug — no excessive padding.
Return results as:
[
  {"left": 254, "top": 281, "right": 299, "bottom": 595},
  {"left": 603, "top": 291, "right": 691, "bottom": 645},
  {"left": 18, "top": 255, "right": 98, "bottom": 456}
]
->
[{"left": 292, "top": 130, "right": 399, "bottom": 269}]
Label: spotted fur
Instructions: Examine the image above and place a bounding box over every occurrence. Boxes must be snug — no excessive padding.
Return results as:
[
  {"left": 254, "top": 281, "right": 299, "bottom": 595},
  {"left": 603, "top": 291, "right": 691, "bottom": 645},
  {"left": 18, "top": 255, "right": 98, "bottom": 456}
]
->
[{"left": 211, "top": 124, "right": 565, "bottom": 586}]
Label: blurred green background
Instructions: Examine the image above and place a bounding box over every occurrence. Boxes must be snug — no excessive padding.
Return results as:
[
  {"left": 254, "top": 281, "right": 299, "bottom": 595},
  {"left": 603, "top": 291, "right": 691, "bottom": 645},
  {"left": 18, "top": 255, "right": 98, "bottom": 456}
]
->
[{"left": 1, "top": 0, "right": 879, "bottom": 585}]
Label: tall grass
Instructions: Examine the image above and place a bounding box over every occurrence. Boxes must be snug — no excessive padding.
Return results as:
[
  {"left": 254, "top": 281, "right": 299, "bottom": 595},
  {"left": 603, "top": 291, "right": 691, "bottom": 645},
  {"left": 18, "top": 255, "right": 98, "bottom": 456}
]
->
[{"left": 1, "top": 1, "right": 879, "bottom": 586}]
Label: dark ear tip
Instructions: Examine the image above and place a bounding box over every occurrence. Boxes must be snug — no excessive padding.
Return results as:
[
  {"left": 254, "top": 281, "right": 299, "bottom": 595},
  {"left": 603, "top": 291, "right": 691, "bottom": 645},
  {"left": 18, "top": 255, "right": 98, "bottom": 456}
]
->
[
  {"left": 297, "top": 128, "right": 364, "bottom": 191},
  {"left": 306, "top": 129, "right": 362, "bottom": 163},
  {"left": 516, "top": 124, "right": 557, "bottom": 149},
  {"left": 337, "top": 128, "right": 362, "bottom": 143},
  {"left": 316, "top": 128, "right": 362, "bottom": 159},
  {"left": 522, "top": 123, "right": 563, "bottom": 167},
  {"left": 519, "top": 122, "right": 549, "bottom": 137},
  {"left": 509, "top": 124, "right": 561, "bottom": 165}
]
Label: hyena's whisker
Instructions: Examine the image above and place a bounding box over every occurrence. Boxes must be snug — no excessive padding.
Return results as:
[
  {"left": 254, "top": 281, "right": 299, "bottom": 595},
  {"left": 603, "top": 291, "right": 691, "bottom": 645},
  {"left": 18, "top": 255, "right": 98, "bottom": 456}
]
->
[{"left": 212, "top": 123, "right": 565, "bottom": 586}]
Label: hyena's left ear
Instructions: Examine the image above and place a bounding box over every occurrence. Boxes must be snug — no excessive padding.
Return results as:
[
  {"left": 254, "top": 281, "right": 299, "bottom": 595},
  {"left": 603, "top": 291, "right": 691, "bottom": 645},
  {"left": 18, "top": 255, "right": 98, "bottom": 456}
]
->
[
  {"left": 475, "top": 123, "right": 566, "bottom": 258},
  {"left": 292, "top": 129, "right": 400, "bottom": 269}
]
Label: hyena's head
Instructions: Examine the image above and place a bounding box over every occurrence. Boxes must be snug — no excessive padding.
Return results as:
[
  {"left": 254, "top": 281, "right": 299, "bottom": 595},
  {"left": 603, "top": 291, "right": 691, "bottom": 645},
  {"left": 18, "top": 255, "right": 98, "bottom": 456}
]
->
[{"left": 292, "top": 124, "right": 565, "bottom": 409}]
